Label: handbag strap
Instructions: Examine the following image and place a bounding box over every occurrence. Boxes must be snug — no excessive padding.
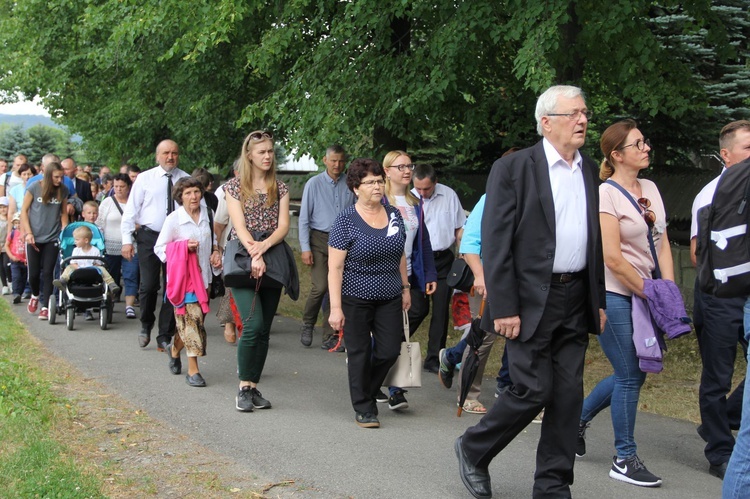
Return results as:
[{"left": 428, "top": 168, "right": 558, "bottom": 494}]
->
[
  {"left": 111, "top": 197, "right": 124, "bottom": 215},
  {"left": 403, "top": 310, "right": 410, "bottom": 342},
  {"left": 604, "top": 179, "right": 662, "bottom": 279}
]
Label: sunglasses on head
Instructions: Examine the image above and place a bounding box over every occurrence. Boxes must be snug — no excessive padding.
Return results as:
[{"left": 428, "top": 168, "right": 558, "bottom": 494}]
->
[{"left": 247, "top": 131, "right": 273, "bottom": 142}]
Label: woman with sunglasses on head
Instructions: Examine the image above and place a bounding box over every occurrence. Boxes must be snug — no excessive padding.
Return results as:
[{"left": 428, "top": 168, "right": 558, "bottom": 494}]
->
[
  {"left": 328, "top": 158, "right": 410, "bottom": 428},
  {"left": 577, "top": 119, "right": 672, "bottom": 487},
  {"left": 380, "top": 151, "right": 437, "bottom": 411},
  {"left": 226, "top": 131, "right": 290, "bottom": 412}
]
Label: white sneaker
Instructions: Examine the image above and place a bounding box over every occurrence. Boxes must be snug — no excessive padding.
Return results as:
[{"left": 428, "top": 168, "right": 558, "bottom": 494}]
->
[{"left": 1, "top": 286, "right": 9, "bottom": 295}]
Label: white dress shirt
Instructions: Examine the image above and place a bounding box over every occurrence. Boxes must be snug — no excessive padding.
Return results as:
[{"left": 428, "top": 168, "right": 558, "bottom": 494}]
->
[
  {"left": 154, "top": 205, "right": 215, "bottom": 289},
  {"left": 543, "top": 138, "right": 588, "bottom": 273},
  {"left": 411, "top": 183, "right": 466, "bottom": 252},
  {"left": 121, "top": 165, "right": 190, "bottom": 244}
]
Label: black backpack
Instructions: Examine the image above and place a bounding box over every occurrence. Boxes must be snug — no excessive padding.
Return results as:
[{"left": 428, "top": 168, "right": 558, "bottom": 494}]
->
[{"left": 697, "top": 158, "right": 750, "bottom": 298}]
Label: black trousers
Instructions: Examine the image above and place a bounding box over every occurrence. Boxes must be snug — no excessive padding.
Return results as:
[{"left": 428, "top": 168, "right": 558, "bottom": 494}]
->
[
  {"left": 26, "top": 240, "right": 59, "bottom": 307},
  {"left": 342, "top": 295, "right": 403, "bottom": 415},
  {"left": 424, "top": 250, "right": 455, "bottom": 369},
  {"left": 462, "top": 278, "right": 589, "bottom": 499},
  {"left": 694, "top": 283, "right": 747, "bottom": 466},
  {"left": 136, "top": 229, "right": 175, "bottom": 346}
]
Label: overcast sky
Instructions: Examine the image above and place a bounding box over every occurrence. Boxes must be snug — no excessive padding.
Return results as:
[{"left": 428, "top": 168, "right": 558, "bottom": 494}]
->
[{"left": 0, "top": 98, "right": 49, "bottom": 116}]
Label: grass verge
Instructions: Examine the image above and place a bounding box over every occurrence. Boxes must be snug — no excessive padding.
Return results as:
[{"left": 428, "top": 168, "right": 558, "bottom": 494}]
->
[
  {"left": 0, "top": 301, "right": 103, "bottom": 497},
  {"left": 0, "top": 298, "right": 296, "bottom": 498}
]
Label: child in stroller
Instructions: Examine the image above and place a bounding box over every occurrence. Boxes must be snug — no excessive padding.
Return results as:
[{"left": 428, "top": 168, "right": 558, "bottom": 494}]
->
[{"left": 52, "top": 223, "right": 120, "bottom": 329}]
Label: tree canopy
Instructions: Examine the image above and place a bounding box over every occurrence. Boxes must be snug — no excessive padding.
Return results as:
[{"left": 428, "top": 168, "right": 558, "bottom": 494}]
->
[{"left": 0, "top": 0, "right": 747, "bottom": 174}]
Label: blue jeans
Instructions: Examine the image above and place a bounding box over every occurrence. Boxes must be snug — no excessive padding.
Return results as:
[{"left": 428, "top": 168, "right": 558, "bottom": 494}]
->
[
  {"left": 580, "top": 292, "right": 646, "bottom": 458},
  {"left": 106, "top": 254, "right": 140, "bottom": 297},
  {"left": 444, "top": 338, "right": 467, "bottom": 366},
  {"left": 723, "top": 297, "right": 750, "bottom": 497},
  {"left": 10, "top": 261, "right": 27, "bottom": 297}
]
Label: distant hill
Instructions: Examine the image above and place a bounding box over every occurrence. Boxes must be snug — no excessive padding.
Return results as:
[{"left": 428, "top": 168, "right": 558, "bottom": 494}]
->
[{"left": 0, "top": 114, "right": 62, "bottom": 130}]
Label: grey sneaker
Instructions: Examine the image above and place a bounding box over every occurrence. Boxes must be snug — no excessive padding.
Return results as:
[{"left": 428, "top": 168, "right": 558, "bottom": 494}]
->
[
  {"left": 300, "top": 324, "right": 314, "bottom": 347},
  {"left": 355, "top": 412, "right": 380, "bottom": 428},
  {"left": 236, "top": 386, "right": 254, "bottom": 412},
  {"left": 251, "top": 387, "right": 271, "bottom": 409}
]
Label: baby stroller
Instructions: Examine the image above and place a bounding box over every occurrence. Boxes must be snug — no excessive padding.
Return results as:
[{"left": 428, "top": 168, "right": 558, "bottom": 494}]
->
[{"left": 49, "top": 222, "right": 115, "bottom": 331}]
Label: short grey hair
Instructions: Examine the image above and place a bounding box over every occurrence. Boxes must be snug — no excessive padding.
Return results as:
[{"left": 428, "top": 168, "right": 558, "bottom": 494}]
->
[
  {"left": 41, "top": 153, "right": 61, "bottom": 167},
  {"left": 535, "top": 85, "right": 585, "bottom": 136}
]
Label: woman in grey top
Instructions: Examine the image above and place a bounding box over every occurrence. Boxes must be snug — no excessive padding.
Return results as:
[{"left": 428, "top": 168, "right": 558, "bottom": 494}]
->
[{"left": 20, "top": 162, "right": 69, "bottom": 320}]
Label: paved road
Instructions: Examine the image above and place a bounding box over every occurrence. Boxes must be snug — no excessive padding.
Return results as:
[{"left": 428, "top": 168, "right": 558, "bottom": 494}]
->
[{"left": 10, "top": 296, "right": 723, "bottom": 498}]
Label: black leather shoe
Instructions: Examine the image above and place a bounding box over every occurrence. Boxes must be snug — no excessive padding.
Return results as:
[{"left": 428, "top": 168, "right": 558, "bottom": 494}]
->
[
  {"left": 166, "top": 344, "right": 182, "bottom": 375},
  {"left": 185, "top": 373, "right": 206, "bottom": 387},
  {"left": 455, "top": 436, "right": 492, "bottom": 498},
  {"left": 138, "top": 328, "right": 151, "bottom": 348},
  {"left": 709, "top": 461, "right": 728, "bottom": 479}
]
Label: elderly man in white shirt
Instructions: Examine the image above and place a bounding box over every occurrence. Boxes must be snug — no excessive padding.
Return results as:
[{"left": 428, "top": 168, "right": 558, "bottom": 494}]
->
[
  {"left": 121, "top": 139, "right": 190, "bottom": 351},
  {"left": 411, "top": 164, "right": 466, "bottom": 373}
]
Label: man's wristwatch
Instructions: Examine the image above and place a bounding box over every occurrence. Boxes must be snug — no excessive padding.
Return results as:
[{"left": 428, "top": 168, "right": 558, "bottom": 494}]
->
[{"left": 402, "top": 283, "right": 411, "bottom": 290}]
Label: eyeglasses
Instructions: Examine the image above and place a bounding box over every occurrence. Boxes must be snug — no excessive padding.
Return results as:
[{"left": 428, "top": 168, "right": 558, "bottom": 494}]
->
[
  {"left": 638, "top": 197, "right": 656, "bottom": 227},
  {"left": 619, "top": 138, "right": 651, "bottom": 152},
  {"left": 547, "top": 109, "right": 593, "bottom": 120},
  {"left": 247, "top": 131, "right": 273, "bottom": 142},
  {"left": 360, "top": 179, "right": 385, "bottom": 187},
  {"left": 389, "top": 163, "right": 415, "bottom": 172}
]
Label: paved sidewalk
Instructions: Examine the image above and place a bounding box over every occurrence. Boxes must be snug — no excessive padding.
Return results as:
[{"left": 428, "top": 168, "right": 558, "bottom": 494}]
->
[{"left": 10, "top": 297, "right": 723, "bottom": 498}]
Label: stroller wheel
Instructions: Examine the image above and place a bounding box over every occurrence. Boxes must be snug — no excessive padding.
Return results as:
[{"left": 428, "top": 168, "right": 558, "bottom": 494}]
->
[
  {"left": 66, "top": 307, "right": 75, "bottom": 331},
  {"left": 100, "top": 306, "right": 109, "bottom": 330},
  {"left": 48, "top": 295, "right": 57, "bottom": 325}
]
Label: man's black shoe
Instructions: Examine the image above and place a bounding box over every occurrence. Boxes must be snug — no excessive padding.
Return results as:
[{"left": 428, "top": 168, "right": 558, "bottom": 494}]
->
[
  {"left": 166, "top": 343, "right": 181, "bottom": 375},
  {"left": 138, "top": 327, "right": 151, "bottom": 348},
  {"left": 423, "top": 363, "right": 440, "bottom": 374},
  {"left": 455, "top": 436, "right": 492, "bottom": 498},
  {"left": 185, "top": 373, "right": 206, "bottom": 387},
  {"left": 709, "top": 461, "right": 728, "bottom": 479}
]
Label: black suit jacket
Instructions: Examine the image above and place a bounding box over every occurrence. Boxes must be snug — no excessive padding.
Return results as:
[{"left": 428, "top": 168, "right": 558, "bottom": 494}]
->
[
  {"left": 481, "top": 140, "right": 606, "bottom": 342},
  {"left": 74, "top": 178, "right": 93, "bottom": 204}
]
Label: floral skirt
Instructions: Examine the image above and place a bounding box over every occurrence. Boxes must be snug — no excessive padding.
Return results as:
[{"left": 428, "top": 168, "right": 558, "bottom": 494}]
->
[
  {"left": 175, "top": 303, "right": 207, "bottom": 357},
  {"left": 216, "top": 290, "right": 234, "bottom": 325}
]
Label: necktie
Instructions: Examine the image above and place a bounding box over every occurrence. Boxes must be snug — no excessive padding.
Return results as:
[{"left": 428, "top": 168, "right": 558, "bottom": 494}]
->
[{"left": 166, "top": 173, "right": 173, "bottom": 214}]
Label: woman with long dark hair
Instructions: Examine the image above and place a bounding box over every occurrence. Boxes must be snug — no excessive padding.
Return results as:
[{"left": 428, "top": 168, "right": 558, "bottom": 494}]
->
[{"left": 20, "top": 162, "right": 69, "bottom": 320}]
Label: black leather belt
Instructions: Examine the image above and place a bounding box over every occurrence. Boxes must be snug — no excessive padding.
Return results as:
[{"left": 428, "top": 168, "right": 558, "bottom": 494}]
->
[
  {"left": 139, "top": 226, "right": 160, "bottom": 235},
  {"left": 433, "top": 249, "right": 453, "bottom": 259},
  {"left": 551, "top": 271, "right": 585, "bottom": 284},
  {"left": 311, "top": 229, "right": 329, "bottom": 235}
]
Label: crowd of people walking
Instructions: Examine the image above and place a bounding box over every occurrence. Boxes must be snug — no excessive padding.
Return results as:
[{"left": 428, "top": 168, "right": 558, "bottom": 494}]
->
[{"left": 2, "top": 83, "right": 750, "bottom": 499}]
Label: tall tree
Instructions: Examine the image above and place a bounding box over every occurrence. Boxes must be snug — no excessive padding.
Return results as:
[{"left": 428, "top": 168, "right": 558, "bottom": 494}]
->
[
  {"left": 0, "top": 0, "right": 746, "bottom": 174},
  {"left": 0, "top": 124, "right": 33, "bottom": 160},
  {"left": 27, "top": 124, "right": 59, "bottom": 164}
]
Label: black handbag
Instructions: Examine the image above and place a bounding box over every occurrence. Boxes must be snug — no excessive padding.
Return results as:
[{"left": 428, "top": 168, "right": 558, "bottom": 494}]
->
[
  {"left": 446, "top": 258, "right": 474, "bottom": 292},
  {"left": 223, "top": 235, "right": 284, "bottom": 289},
  {"left": 209, "top": 272, "right": 226, "bottom": 299}
]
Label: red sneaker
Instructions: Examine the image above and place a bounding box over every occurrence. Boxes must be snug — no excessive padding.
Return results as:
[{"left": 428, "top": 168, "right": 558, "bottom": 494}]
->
[
  {"left": 27, "top": 296, "right": 39, "bottom": 314},
  {"left": 38, "top": 307, "right": 49, "bottom": 320}
]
